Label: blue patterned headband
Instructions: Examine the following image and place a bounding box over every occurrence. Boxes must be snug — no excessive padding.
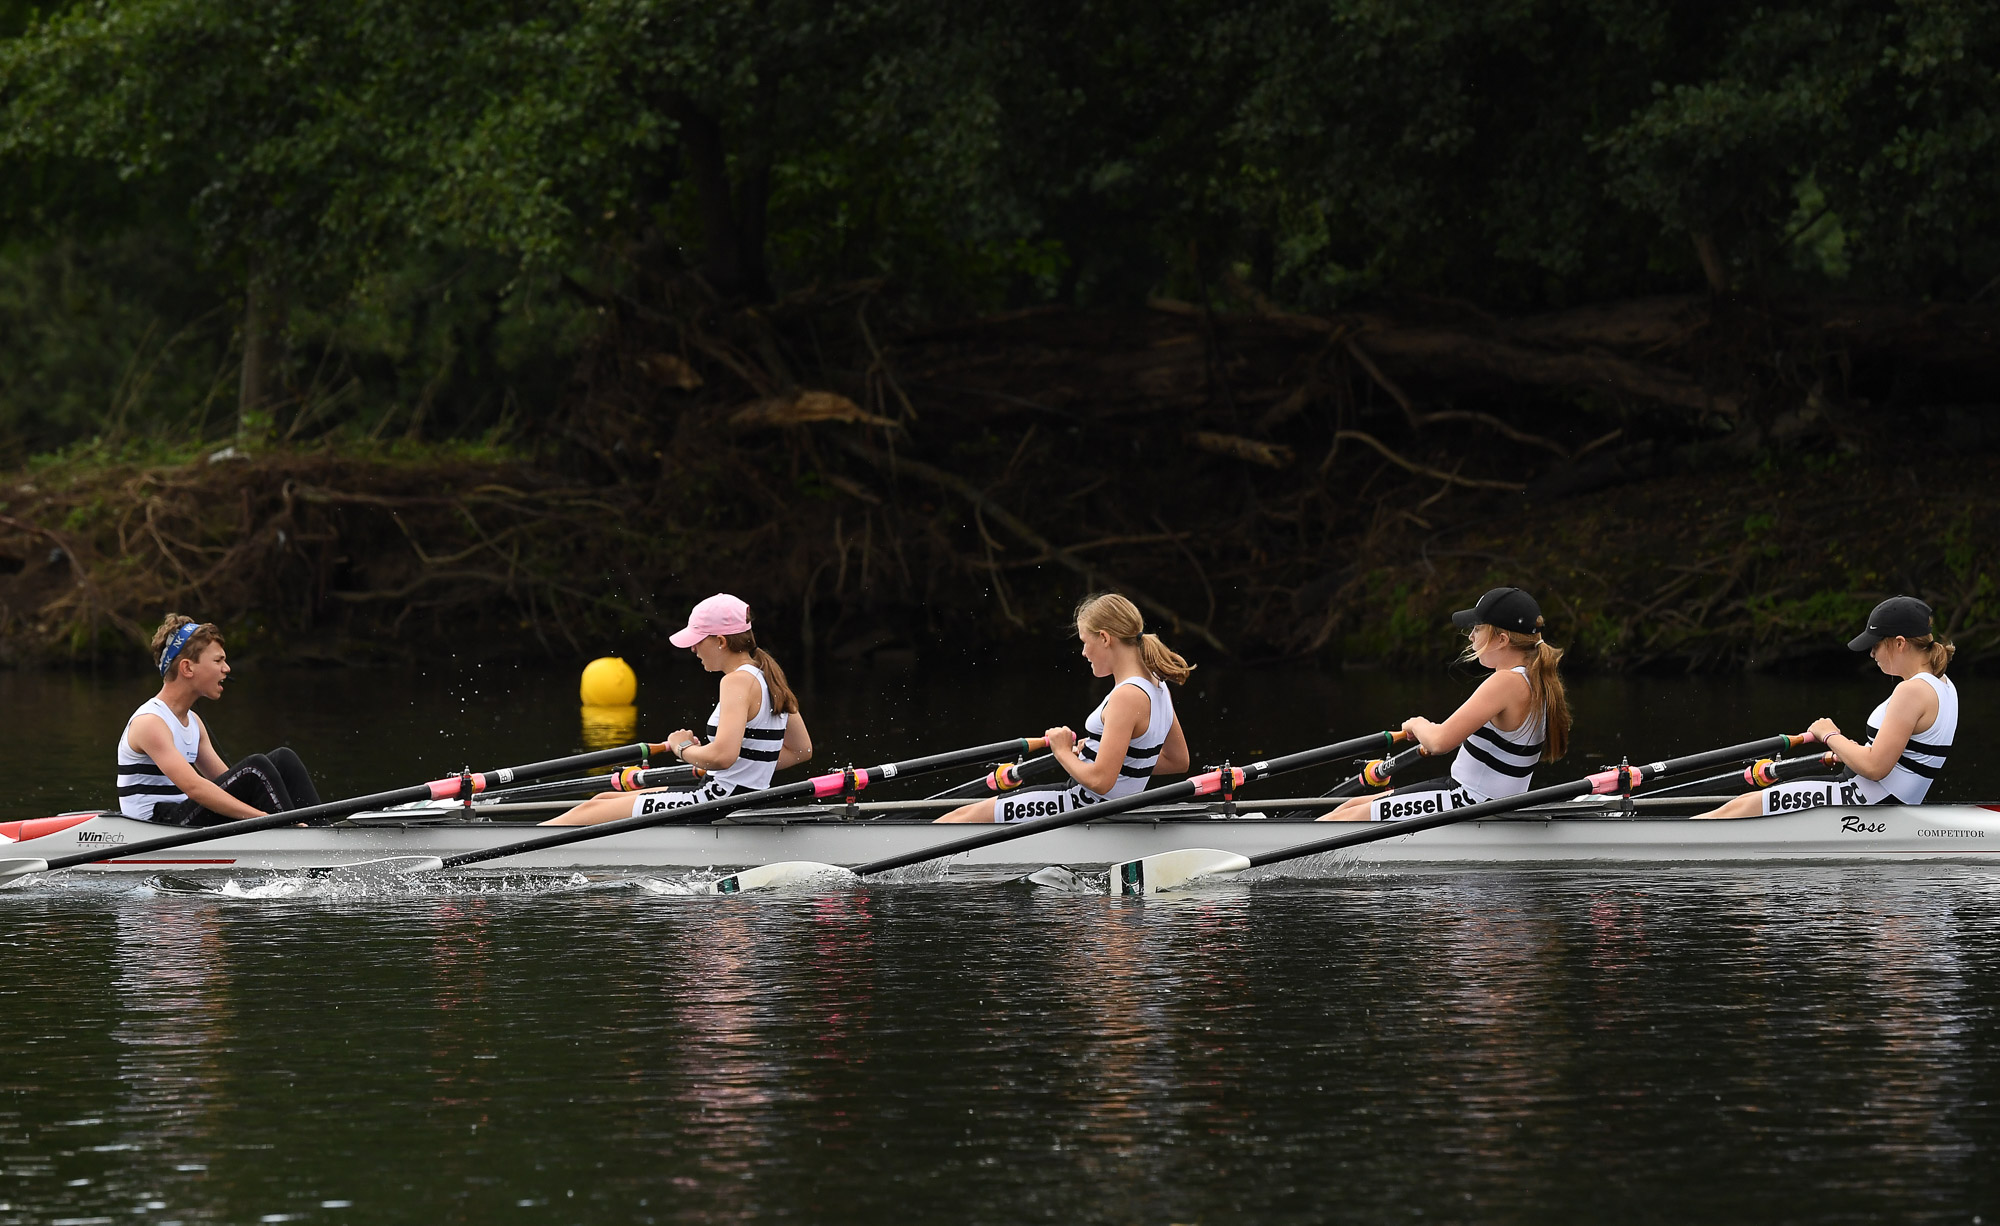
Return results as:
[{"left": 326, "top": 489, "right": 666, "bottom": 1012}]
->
[{"left": 158, "top": 623, "right": 199, "bottom": 677}]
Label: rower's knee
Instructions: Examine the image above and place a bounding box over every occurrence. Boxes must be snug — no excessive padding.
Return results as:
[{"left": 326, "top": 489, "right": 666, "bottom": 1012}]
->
[
  {"left": 1316, "top": 795, "right": 1372, "bottom": 822},
  {"left": 934, "top": 800, "right": 994, "bottom": 824},
  {"left": 1692, "top": 792, "right": 1762, "bottom": 821}
]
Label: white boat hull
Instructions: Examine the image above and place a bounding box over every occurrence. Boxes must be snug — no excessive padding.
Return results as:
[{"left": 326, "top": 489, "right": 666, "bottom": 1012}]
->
[{"left": 8, "top": 803, "right": 2000, "bottom": 875}]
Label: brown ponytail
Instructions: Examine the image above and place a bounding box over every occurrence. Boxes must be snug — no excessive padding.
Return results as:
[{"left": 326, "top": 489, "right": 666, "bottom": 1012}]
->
[
  {"left": 1074, "top": 592, "right": 1195, "bottom": 684},
  {"left": 721, "top": 614, "right": 798, "bottom": 714},
  {"left": 1524, "top": 638, "right": 1570, "bottom": 762},
  {"left": 1908, "top": 634, "right": 1956, "bottom": 677},
  {"left": 1462, "top": 624, "right": 1569, "bottom": 761}
]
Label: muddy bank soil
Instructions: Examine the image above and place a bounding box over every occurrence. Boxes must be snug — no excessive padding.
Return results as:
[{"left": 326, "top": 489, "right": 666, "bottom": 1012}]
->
[{"left": 2, "top": 297, "right": 1995, "bottom": 673}]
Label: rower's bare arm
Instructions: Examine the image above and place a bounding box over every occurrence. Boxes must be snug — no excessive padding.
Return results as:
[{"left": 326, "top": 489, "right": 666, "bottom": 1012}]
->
[
  {"left": 193, "top": 721, "right": 229, "bottom": 779},
  {"left": 777, "top": 712, "right": 813, "bottom": 771},
  {"left": 1066, "top": 685, "right": 1147, "bottom": 795},
  {"left": 685, "top": 671, "right": 759, "bottom": 771},
  {"left": 127, "top": 715, "right": 263, "bottom": 820},
  {"left": 1829, "top": 680, "right": 1938, "bottom": 781},
  {"left": 1415, "top": 669, "right": 1530, "bottom": 754},
  {"left": 1155, "top": 715, "right": 1189, "bottom": 776}
]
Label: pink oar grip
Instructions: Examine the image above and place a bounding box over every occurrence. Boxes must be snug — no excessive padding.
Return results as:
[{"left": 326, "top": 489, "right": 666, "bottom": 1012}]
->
[
  {"left": 810, "top": 770, "right": 873, "bottom": 799},
  {"left": 1189, "top": 767, "right": 1247, "bottom": 797},
  {"left": 425, "top": 774, "right": 489, "bottom": 801},
  {"left": 1587, "top": 765, "right": 1647, "bottom": 795}
]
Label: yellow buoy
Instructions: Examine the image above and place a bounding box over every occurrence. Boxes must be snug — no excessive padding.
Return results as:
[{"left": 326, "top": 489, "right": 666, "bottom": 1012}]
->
[{"left": 580, "top": 656, "right": 638, "bottom": 706}]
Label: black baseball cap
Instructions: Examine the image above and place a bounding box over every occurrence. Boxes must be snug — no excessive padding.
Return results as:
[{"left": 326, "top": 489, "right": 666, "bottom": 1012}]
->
[
  {"left": 1849, "top": 596, "right": 1932, "bottom": 651},
  {"left": 1451, "top": 587, "right": 1543, "bottom": 635}
]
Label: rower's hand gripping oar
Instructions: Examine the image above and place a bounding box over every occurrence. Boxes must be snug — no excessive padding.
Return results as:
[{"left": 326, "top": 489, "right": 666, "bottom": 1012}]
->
[
  {"left": 1109, "top": 732, "right": 1821, "bottom": 895},
  {"left": 709, "top": 729, "right": 1412, "bottom": 894},
  {"left": 388, "top": 736, "right": 1050, "bottom": 875},
  {"left": 0, "top": 741, "right": 674, "bottom": 883}
]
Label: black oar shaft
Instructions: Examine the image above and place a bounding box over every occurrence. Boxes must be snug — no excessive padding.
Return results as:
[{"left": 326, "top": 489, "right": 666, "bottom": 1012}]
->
[
  {"left": 1643, "top": 752, "right": 1839, "bottom": 799},
  {"left": 437, "top": 736, "right": 1049, "bottom": 870},
  {"left": 1242, "top": 732, "right": 1817, "bottom": 870},
  {"left": 42, "top": 741, "right": 671, "bottom": 872},
  {"left": 475, "top": 763, "right": 701, "bottom": 805},
  {"left": 1322, "top": 743, "right": 1427, "bottom": 800},
  {"left": 926, "top": 753, "right": 1064, "bottom": 800},
  {"left": 853, "top": 730, "right": 1407, "bottom": 877}
]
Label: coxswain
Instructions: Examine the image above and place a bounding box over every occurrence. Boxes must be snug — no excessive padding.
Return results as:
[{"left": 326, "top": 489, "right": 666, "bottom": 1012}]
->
[
  {"left": 1321, "top": 586, "right": 1570, "bottom": 821},
  {"left": 543, "top": 594, "right": 811, "bottom": 825},
  {"left": 1695, "top": 596, "right": 1956, "bottom": 819},
  {"left": 938, "top": 592, "right": 1191, "bottom": 823},
  {"left": 116, "top": 614, "right": 323, "bottom": 826}
]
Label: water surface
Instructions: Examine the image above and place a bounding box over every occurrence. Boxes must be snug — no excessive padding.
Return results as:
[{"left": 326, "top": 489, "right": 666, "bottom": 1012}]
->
[{"left": 3, "top": 663, "right": 1995, "bottom": 1222}]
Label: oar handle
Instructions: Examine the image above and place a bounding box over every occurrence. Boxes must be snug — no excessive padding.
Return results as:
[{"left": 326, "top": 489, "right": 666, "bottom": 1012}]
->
[
  {"left": 1323, "top": 742, "right": 1427, "bottom": 799},
  {"left": 1243, "top": 731, "right": 1817, "bottom": 869},
  {"left": 1745, "top": 752, "right": 1840, "bottom": 787},
  {"left": 41, "top": 741, "right": 671, "bottom": 872},
  {"left": 436, "top": 736, "right": 1051, "bottom": 870},
  {"left": 852, "top": 729, "right": 1409, "bottom": 877},
  {"left": 472, "top": 762, "right": 703, "bottom": 804}
]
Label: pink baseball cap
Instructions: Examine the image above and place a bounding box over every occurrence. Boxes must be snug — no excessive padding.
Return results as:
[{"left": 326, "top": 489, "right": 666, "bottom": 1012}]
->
[{"left": 669, "top": 593, "right": 753, "bottom": 648}]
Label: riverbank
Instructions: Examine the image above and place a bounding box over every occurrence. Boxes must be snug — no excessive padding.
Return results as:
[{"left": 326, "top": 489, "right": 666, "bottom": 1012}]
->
[{"left": 0, "top": 427, "right": 1991, "bottom": 673}]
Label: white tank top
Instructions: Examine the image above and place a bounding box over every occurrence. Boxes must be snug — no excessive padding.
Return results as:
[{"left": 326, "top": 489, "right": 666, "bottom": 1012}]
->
[
  {"left": 1855, "top": 671, "right": 1956, "bottom": 804},
  {"left": 1078, "top": 675, "right": 1176, "bottom": 800},
  {"left": 117, "top": 697, "right": 202, "bottom": 820},
  {"left": 1450, "top": 666, "right": 1546, "bottom": 802},
  {"left": 704, "top": 664, "right": 790, "bottom": 792}
]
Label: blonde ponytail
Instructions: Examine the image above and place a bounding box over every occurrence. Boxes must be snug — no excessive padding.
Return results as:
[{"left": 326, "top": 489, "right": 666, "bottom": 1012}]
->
[
  {"left": 1075, "top": 592, "right": 1194, "bottom": 685},
  {"left": 1464, "top": 626, "right": 1569, "bottom": 761},
  {"left": 1909, "top": 634, "right": 1956, "bottom": 677},
  {"left": 1137, "top": 633, "right": 1195, "bottom": 685}
]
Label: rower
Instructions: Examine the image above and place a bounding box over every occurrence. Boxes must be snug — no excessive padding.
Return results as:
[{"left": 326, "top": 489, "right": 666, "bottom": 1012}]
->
[
  {"left": 542, "top": 594, "right": 811, "bottom": 826},
  {"left": 1320, "top": 586, "right": 1570, "bottom": 821},
  {"left": 1695, "top": 596, "right": 1957, "bottom": 820},
  {"left": 117, "top": 614, "right": 323, "bottom": 826},
  {"left": 937, "top": 592, "right": 1190, "bottom": 824}
]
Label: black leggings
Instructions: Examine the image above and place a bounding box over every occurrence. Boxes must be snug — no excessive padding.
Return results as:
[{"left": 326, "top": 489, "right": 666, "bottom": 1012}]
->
[{"left": 153, "top": 748, "right": 324, "bottom": 827}]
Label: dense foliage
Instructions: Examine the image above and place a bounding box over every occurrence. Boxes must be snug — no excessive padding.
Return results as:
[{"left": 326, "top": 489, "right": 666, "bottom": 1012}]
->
[{"left": 0, "top": 0, "right": 1995, "bottom": 454}]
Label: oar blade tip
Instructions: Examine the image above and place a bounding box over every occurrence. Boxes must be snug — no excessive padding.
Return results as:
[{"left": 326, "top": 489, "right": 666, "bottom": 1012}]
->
[
  {"left": 708, "top": 861, "right": 852, "bottom": 895},
  {"left": 1110, "top": 849, "right": 1250, "bottom": 896},
  {"left": 0, "top": 858, "right": 50, "bottom": 884}
]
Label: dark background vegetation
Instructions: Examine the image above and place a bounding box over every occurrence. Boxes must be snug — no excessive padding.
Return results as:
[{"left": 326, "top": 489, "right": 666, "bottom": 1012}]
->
[{"left": 0, "top": 0, "right": 1995, "bottom": 670}]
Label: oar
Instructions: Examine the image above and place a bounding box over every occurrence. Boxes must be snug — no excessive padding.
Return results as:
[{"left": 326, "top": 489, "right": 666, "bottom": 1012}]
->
[
  {"left": 1322, "top": 742, "right": 1427, "bottom": 798},
  {"left": 1107, "top": 732, "right": 1820, "bottom": 894},
  {"left": 0, "top": 741, "right": 673, "bottom": 883},
  {"left": 925, "top": 752, "right": 1066, "bottom": 800},
  {"left": 444, "top": 762, "right": 703, "bottom": 806},
  {"left": 379, "top": 736, "right": 1051, "bottom": 874},
  {"left": 1639, "top": 751, "right": 1839, "bottom": 799},
  {"left": 708, "top": 729, "right": 1410, "bottom": 894}
]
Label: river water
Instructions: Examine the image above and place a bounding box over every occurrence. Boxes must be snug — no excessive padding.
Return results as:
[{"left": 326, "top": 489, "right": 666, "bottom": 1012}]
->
[{"left": 3, "top": 661, "right": 1997, "bottom": 1222}]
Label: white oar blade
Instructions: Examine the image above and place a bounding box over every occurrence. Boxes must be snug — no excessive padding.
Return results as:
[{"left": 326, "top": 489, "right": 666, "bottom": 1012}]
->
[
  {"left": 709, "top": 861, "right": 851, "bottom": 894},
  {"left": 1110, "top": 848, "right": 1250, "bottom": 896},
  {"left": 302, "top": 856, "right": 445, "bottom": 877},
  {"left": 0, "top": 858, "right": 50, "bottom": 884}
]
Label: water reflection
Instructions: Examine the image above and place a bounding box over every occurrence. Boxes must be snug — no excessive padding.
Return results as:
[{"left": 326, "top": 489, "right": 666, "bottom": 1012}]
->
[
  {"left": 113, "top": 898, "right": 234, "bottom": 1156},
  {"left": 3, "top": 868, "right": 1999, "bottom": 1222}
]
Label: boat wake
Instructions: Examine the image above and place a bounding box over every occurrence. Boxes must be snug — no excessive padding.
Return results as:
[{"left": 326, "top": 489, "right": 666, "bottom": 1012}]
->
[
  {"left": 1020, "top": 865, "right": 1109, "bottom": 893},
  {"left": 151, "top": 870, "right": 604, "bottom": 900}
]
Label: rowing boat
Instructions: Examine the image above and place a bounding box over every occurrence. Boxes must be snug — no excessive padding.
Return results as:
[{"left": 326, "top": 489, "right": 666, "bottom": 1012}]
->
[{"left": 7, "top": 796, "right": 2000, "bottom": 875}]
